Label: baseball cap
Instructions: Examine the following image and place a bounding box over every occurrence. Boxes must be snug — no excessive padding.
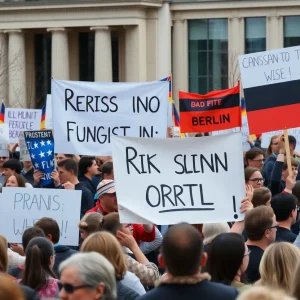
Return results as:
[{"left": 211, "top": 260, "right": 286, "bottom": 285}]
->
[{"left": 96, "top": 179, "right": 116, "bottom": 197}]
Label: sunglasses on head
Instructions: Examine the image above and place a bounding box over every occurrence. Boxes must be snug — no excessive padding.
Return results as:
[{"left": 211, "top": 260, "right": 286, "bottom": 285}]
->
[{"left": 58, "top": 282, "right": 95, "bottom": 294}]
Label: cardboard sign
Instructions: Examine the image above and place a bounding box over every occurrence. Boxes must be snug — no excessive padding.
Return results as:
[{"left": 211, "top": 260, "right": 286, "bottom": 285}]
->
[
  {"left": 112, "top": 133, "right": 245, "bottom": 225},
  {"left": 19, "top": 132, "right": 31, "bottom": 161},
  {"left": 0, "top": 124, "right": 9, "bottom": 157},
  {"left": 0, "top": 188, "right": 82, "bottom": 246},
  {"left": 5, "top": 108, "right": 42, "bottom": 143},
  {"left": 52, "top": 80, "right": 169, "bottom": 155},
  {"left": 24, "top": 130, "right": 55, "bottom": 185},
  {"left": 179, "top": 84, "right": 241, "bottom": 133},
  {"left": 239, "top": 46, "right": 300, "bottom": 134}
]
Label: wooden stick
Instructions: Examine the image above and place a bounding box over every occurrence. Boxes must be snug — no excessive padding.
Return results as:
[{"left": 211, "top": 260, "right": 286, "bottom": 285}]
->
[{"left": 284, "top": 129, "right": 292, "bottom": 175}]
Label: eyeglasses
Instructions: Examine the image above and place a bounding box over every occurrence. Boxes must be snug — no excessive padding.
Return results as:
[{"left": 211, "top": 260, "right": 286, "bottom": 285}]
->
[
  {"left": 249, "top": 178, "right": 264, "bottom": 183},
  {"left": 267, "top": 225, "right": 279, "bottom": 230},
  {"left": 244, "top": 250, "right": 251, "bottom": 257},
  {"left": 58, "top": 282, "right": 95, "bottom": 294},
  {"left": 251, "top": 159, "right": 265, "bottom": 163}
]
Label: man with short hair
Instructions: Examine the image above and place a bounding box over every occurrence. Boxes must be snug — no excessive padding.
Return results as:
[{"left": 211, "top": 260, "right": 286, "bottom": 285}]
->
[
  {"left": 35, "top": 217, "right": 77, "bottom": 276},
  {"left": 8, "top": 226, "right": 46, "bottom": 279},
  {"left": 139, "top": 223, "right": 238, "bottom": 300},
  {"left": 245, "top": 206, "right": 277, "bottom": 283},
  {"left": 271, "top": 193, "right": 297, "bottom": 243},
  {"left": 78, "top": 156, "right": 100, "bottom": 195},
  {"left": 245, "top": 148, "right": 265, "bottom": 169},
  {"left": 56, "top": 159, "right": 94, "bottom": 217}
]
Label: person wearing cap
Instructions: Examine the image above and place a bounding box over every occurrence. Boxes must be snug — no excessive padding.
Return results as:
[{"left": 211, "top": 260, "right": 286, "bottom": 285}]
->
[
  {"left": 271, "top": 193, "right": 297, "bottom": 243},
  {"left": 87, "top": 179, "right": 156, "bottom": 244}
]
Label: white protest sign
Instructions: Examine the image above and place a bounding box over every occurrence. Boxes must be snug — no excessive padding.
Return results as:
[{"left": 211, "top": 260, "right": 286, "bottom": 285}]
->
[
  {"left": 19, "top": 132, "right": 31, "bottom": 161},
  {"left": 112, "top": 133, "right": 245, "bottom": 225},
  {"left": 5, "top": 108, "right": 42, "bottom": 143},
  {"left": 46, "top": 94, "right": 53, "bottom": 129},
  {"left": 0, "top": 124, "right": 9, "bottom": 157},
  {"left": 261, "top": 127, "right": 300, "bottom": 152},
  {"left": 0, "top": 188, "right": 82, "bottom": 246},
  {"left": 212, "top": 116, "right": 250, "bottom": 152},
  {"left": 52, "top": 80, "right": 169, "bottom": 155}
]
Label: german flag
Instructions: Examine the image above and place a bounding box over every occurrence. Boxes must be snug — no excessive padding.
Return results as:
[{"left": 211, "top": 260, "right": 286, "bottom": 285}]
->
[
  {"left": 0, "top": 101, "right": 5, "bottom": 124},
  {"left": 179, "top": 83, "right": 241, "bottom": 133},
  {"left": 40, "top": 104, "right": 46, "bottom": 130}
]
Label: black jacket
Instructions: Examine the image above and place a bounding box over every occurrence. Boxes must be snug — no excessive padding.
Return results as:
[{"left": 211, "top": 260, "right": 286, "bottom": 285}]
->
[
  {"left": 78, "top": 175, "right": 97, "bottom": 196},
  {"left": 20, "top": 285, "right": 40, "bottom": 300},
  {"left": 53, "top": 245, "right": 77, "bottom": 277}
]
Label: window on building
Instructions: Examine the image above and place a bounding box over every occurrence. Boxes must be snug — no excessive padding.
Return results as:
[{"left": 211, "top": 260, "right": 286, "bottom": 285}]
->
[
  {"left": 188, "top": 19, "right": 228, "bottom": 94},
  {"left": 245, "top": 17, "right": 266, "bottom": 54},
  {"left": 284, "top": 16, "right": 300, "bottom": 47}
]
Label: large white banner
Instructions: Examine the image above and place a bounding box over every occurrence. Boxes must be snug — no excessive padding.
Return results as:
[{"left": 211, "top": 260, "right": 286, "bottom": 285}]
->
[
  {"left": 0, "top": 188, "right": 82, "bottom": 246},
  {"left": 5, "top": 108, "right": 42, "bottom": 143},
  {"left": 112, "top": 133, "right": 245, "bottom": 225},
  {"left": 52, "top": 80, "right": 169, "bottom": 155}
]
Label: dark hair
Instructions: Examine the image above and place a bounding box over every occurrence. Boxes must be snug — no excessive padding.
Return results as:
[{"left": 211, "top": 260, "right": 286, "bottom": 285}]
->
[
  {"left": 244, "top": 167, "right": 260, "bottom": 182},
  {"left": 22, "top": 227, "right": 46, "bottom": 252},
  {"left": 162, "top": 223, "right": 203, "bottom": 276},
  {"left": 245, "top": 148, "right": 264, "bottom": 164},
  {"left": 57, "top": 159, "right": 78, "bottom": 176},
  {"left": 293, "top": 181, "right": 300, "bottom": 205},
  {"left": 3, "top": 174, "right": 26, "bottom": 187},
  {"left": 101, "top": 212, "right": 121, "bottom": 236},
  {"left": 3, "top": 159, "right": 22, "bottom": 174},
  {"left": 102, "top": 161, "right": 113, "bottom": 176},
  {"left": 195, "top": 133, "right": 203, "bottom": 137},
  {"left": 35, "top": 218, "right": 60, "bottom": 244},
  {"left": 271, "top": 193, "right": 297, "bottom": 222},
  {"left": 78, "top": 156, "right": 96, "bottom": 176},
  {"left": 283, "top": 157, "right": 298, "bottom": 171},
  {"left": 266, "top": 135, "right": 279, "bottom": 157},
  {"left": 289, "top": 135, "right": 297, "bottom": 150},
  {"left": 245, "top": 206, "right": 274, "bottom": 241},
  {"left": 21, "top": 237, "right": 56, "bottom": 291},
  {"left": 252, "top": 187, "right": 272, "bottom": 207},
  {"left": 206, "top": 233, "right": 246, "bottom": 285}
]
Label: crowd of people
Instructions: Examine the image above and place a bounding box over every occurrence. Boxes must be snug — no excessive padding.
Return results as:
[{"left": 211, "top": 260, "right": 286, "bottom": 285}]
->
[{"left": 1, "top": 132, "right": 300, "bottom": 300}]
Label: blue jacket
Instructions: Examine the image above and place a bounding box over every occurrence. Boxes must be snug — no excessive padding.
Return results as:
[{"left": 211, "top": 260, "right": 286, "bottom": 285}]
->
[{"left": 53, "top": 245, "right": 77, "bottom": 277}]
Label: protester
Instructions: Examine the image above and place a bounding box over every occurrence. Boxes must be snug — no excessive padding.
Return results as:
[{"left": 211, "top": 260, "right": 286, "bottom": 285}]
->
[
  {"left": 35, "top": 217, "right": 77, "bottom": 277},
  {"left": 78, "top": 212, "right": 104, "bottom": 240},
  {"left": 102, "top": 161, "right": 114, "bottom": 180},
  {"left": 271, "top": 193, "right": 297, "bottom": 242},
  {"left": 245, "top": 148, "right": 265, "bottom": 168},
  {"left": 258, "top": 242, "right": 300, "bottom": 295},
  {"left": 139, "top": 223, "right": 238, "bottom": 300},
  {"left": 244, "top": 206, "right": 277, "bottom": 283},
  {"left": 0, "top": 234, "right": 8, "bottom": 273},
  {"left": 19, "top": 237, "right": 58, "bottom": 298},
  {"left": 244, "top": 167, "right": 264, "bottom": 189},
  {"left": 252, "top": 187, "right": 272, "bottom": 207},
  {"left": 266, "top": 135, "right": 280, "bottom": 158},
  {"left": 21, "top": 161, "right": 34, "bottom": 186},
  {"left": 56, "top": 153, "right": 77, "bottom": 163},
  {"left": 59, "top": 252, "right": 117, "bottom": 300},
  {"left": 81, "top": 231, "right": 144, "bottom": 297},
  {"left": 202, "top": 223, "right": 230, "bottom": 247},
  {"left": 0, "top": 274, "right": 25, "bottom": 300},
  {"left": 292, "top": 261, "right": 300, "bottom": 299},
  {"left": 56, "top": 159, "right": 94, "bottom": 217},
  {"left": 206, "top": 233, "right": 251, "bottom": 293},
  {"left": 3, "top": 174, "right": 26, "bottom": 188},
  {"left": 0, "top": 156, "right": 9, "bottom": 185},
  {"left": 237, "top": 286, "right": 295, "bottom": 300}
]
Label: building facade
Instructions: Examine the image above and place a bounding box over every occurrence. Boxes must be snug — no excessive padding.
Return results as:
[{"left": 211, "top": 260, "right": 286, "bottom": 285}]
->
[{"left": 0, "top": 0, "right": 300, "bottom": 109}]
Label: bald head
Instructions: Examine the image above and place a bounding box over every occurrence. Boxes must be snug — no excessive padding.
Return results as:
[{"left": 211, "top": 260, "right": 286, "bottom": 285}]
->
[{"left": 162, "top": 223, "right": 203, "bottom": 276}]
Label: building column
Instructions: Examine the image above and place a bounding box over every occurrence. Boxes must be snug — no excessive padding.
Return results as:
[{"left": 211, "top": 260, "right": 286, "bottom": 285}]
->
[
  {"left": 125, "top": 20, "right": 147, "bottom": 82},
  {"left": 5, "top": 29, "right": 26, "bottom": 108},
  {"left": 91, "top": 26, "right": 112, "bottom": 82},
  {"left": 69, "top": 31, "right": 79, "bottom": 81},
  {"left": 157, "top": 1, "right": 171, "bottom": 78},
  {"left": 267, "top": 16, "right": 283, "bottom": 50},
  {"left": 25, "top": 32, "right": 36, "bottom": 108},
  {"left": 228, "top": 17, "right": 245, "bottom": 87},
  {"left": 0, "top": 31, "right": 8, "bottom": 104},
  {"left": 47, "top": 28, "right": 69, "bottom": 80},
  {"left": 172, "top": 19, "right": 188, "bottom": 109}
]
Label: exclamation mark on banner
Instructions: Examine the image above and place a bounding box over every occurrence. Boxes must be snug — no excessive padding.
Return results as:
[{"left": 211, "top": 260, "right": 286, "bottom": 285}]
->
[{"left": 232, "top": 196, "right": 238, "bottom": 220}]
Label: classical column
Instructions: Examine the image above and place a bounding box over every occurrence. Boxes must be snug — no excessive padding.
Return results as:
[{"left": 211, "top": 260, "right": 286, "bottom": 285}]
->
[
  {"left": 157, "top": 0, "right": 171, "bottom": 78},
  {"left": 267, "top": 16, "right": 283, "bottom": 50},
  {"left": 25, "top": 32, "right": 35, "bottom": 108},
  {"left": 91, "top": 26, "right": 112, "bottom": 82},
  {"left": 0, "top": 31, "right": 8, "bottom": 103},
  {"left": 228, "top": 17, "right": 245, "bottom": 87},
  {"left": 172, "top": 19, "right": 186, "bottom": 109},
  {"left": 5, "top": 29, "right": 26, "bottom": 108},
  {"left": 47, "top": 28, "right": 69, "bottom": 80},
  {"left": 69, "top": 31, "right": 79, "bottom": 81},
  {"left": 125, "top": 20, "right": 147, "bottom": 82}
]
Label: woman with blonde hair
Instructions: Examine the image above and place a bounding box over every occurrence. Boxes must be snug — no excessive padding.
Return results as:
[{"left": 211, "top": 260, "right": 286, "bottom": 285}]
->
[
  {"left": 0, "top": 234, "right": 8, "bottom": 273},
  {"left": 258, "top": 242, "right": 300, "bottom": 294},
  {"left": 266, "top": 135, "right": 280, "bottom": 158},
  {"left": 202, "top": 223, "right": 230, "bottom": 245},
  {"left": 81, "top": 231, "right": 143, "bottom": 298},
  {"left": 238, "top": 286, "right": 295, "bottom": 300}
]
